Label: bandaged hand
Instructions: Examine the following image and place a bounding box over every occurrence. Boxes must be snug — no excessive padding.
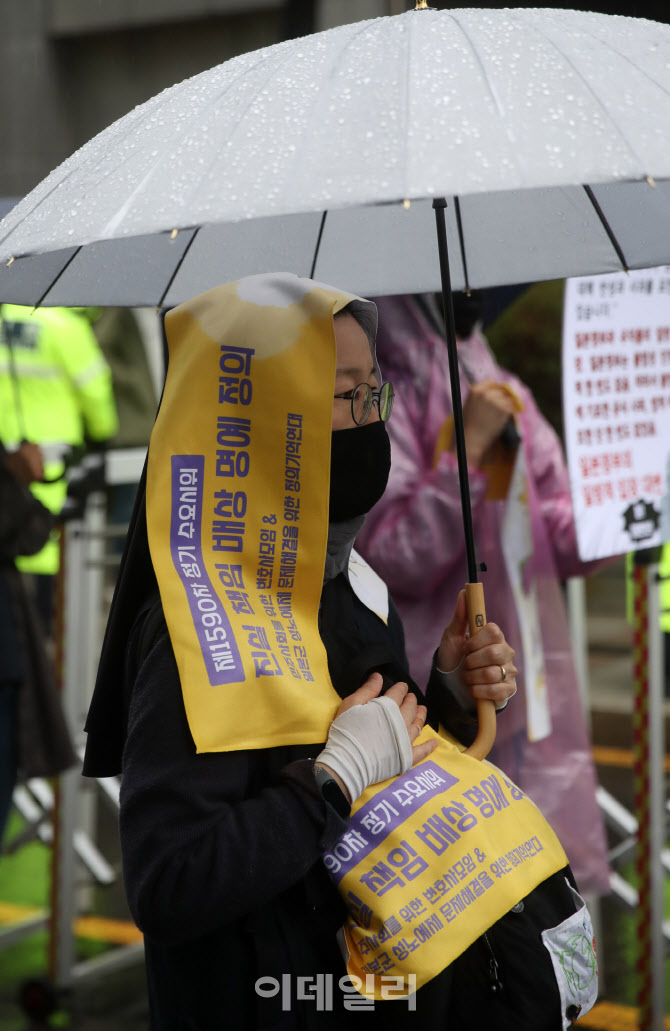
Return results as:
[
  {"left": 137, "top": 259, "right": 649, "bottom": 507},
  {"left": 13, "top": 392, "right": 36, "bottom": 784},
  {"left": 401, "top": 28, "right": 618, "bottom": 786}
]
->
[
  {"left": 316, "top": 674, "right": 438, "bottom": 803},
  {"left": 436, "top": 590, "right": 517, "bottom": 711}
]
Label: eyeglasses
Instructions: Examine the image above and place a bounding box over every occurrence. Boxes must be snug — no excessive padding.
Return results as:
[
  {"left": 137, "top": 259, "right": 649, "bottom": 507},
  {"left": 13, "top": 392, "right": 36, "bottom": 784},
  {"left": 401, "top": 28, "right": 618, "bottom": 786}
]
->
[{"left": 333, "top": 381, "right": 395, "bottom": 426}]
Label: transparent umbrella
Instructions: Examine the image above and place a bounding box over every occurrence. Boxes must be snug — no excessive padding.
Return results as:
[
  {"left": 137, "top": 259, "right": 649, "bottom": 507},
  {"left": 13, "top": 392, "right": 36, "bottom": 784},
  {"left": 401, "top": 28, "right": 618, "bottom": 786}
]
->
[{"left": 2, "top": 4, "right": 670, "bottom": 754}]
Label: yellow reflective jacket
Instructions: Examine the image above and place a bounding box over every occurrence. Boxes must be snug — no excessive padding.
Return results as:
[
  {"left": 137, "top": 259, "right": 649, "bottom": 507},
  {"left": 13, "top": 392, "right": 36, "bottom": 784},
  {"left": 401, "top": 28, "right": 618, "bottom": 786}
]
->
[{"left": 0, "top": 305, "right": 118, "bottom": 574}]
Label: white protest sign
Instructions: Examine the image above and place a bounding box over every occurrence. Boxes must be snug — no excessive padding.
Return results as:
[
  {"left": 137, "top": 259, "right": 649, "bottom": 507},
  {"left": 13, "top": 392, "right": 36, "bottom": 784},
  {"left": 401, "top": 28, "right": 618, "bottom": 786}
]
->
[{"left": 562, "top": 267, "right": 670, "bottom": 561}]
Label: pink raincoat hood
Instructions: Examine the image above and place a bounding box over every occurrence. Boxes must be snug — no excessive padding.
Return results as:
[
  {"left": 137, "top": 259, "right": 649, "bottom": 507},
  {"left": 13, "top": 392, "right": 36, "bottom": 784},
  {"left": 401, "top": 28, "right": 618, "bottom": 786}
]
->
[{"left": 355, "top": 295, "right": 610, "bottom": 896}]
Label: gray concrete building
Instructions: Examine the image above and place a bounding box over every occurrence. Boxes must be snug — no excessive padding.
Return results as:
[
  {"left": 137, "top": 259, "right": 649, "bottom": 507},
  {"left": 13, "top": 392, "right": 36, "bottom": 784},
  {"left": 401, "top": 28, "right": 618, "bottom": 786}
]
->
[{"left": 0, "top": 0, "right": 399, "bottom": 197}]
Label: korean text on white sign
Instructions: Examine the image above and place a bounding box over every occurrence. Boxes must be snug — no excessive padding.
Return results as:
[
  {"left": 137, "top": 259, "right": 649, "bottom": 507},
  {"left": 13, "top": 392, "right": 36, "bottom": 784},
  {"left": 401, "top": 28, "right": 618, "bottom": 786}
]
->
[{"left": 562, "top": 267, "right": 670, "bottom": 561}]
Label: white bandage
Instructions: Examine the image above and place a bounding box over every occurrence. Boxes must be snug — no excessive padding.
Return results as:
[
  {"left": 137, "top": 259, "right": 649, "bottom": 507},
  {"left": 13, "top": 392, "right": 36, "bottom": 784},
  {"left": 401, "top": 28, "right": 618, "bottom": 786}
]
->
[{"left": 316, "top": 696, "right": 413, "bottom": 803}]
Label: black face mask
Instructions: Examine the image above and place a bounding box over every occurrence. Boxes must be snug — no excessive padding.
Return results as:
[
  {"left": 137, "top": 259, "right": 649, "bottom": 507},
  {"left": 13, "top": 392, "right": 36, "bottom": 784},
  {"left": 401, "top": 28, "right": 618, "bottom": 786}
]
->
[{"left": 329, "top": 419, "right": 391, "bottom": 523}]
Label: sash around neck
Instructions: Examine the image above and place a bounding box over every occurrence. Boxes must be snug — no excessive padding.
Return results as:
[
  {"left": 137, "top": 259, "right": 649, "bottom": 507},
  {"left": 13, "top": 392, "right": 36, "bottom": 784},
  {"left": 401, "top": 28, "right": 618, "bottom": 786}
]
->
[{"left": 147, "top": 273, "right": 378, "bottom": 753}]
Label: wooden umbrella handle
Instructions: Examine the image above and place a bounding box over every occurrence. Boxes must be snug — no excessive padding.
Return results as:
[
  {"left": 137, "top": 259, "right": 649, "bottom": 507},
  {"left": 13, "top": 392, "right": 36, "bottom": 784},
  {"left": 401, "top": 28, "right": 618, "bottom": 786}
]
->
[{"left": 463, "top": 582, "right": 497, "bottom": 760}]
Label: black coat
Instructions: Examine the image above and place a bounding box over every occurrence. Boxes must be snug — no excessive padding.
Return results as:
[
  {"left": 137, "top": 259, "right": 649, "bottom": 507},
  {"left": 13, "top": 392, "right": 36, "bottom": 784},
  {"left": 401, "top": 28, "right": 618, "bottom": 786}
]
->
[
  {"left": 0, "top": 458, "right": 74, "bottom": 778},
  {"left": 118, "top": 573, "right": 571, "bottom": 1031}
]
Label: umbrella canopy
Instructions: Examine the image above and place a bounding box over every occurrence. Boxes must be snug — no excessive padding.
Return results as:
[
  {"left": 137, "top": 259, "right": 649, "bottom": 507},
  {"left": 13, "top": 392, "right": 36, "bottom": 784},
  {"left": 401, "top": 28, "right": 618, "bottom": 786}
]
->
[{"left": 0, "top": 7, "right": 669, "bottom": 306}]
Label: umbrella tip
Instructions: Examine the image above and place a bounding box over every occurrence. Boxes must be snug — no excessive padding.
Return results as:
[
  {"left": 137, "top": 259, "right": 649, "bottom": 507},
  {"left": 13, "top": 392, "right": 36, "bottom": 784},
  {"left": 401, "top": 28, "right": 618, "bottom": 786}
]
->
[
  {"left": 415, "top": 1, "right": 430, "bottom": 9},
  {"left": 6, "top": 256, "right": 14, "bottom": 267},
  {"left": 646, "top": 176, "right": 656, "bottom": 188}
]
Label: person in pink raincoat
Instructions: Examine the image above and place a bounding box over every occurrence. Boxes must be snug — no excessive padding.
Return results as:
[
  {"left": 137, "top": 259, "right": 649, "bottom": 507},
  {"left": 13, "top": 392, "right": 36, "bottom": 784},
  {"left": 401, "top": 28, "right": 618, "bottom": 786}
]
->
[{"left": 355, "top": 292, "right": 611, "bottom": 897}]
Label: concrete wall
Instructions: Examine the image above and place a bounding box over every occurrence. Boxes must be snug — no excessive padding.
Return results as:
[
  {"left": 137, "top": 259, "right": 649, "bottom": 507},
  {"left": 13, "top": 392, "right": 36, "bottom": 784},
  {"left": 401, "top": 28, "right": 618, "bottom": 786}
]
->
[
  {"left": 48, "top": 0, "right": 281, "bottom": 35},
  {"left": 0, "top": 0, "right": 284, "bottom": 195},
  {"left": 0, "top": 1, "right": 74, "bottom": 194}
]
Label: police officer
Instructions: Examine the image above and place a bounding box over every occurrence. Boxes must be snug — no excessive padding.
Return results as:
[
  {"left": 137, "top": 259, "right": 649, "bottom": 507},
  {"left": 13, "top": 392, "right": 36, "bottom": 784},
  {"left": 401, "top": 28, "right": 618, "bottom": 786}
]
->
[{"left": 0, "top": 304, "right": 118, "bottom": 630}]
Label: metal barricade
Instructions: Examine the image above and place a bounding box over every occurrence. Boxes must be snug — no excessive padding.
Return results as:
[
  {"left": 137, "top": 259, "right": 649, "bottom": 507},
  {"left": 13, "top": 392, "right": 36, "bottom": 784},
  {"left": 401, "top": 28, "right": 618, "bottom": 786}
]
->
[{"left": 0, "top": 449, "right": 146, "bottom": 994}]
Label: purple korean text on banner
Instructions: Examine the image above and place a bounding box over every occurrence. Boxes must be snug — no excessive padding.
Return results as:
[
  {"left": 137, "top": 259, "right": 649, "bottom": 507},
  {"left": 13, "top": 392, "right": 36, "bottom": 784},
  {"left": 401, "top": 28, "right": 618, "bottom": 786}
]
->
[
  {"left": 324, "top": 761, "right": 460, "bottom": 884},
  {"left": 170, "top": 455, "right": 244, "bottom": 685}
]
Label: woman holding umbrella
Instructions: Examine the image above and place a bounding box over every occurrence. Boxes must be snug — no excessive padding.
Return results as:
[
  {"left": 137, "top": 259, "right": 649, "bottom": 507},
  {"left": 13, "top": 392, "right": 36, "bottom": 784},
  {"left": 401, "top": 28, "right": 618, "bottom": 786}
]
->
[{"left": 83, "top": 273, "right": 595, "bottom": 1030}]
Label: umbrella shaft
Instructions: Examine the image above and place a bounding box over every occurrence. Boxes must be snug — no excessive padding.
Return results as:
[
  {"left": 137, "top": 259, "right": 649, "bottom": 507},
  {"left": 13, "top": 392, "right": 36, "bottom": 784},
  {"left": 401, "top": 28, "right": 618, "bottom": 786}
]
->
[{"left": 432, "top": 199, "right": 478, "bottom": 584}]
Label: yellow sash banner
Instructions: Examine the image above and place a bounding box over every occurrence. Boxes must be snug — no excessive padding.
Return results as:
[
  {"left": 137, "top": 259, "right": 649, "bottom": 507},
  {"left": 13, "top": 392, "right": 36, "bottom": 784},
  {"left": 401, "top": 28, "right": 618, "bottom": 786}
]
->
[
  {"left": 324, "top": 727, "right": 568, "bottom": 999},
  {"left": 146, "top": 274, "right": 367, "bottom": 753}
]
